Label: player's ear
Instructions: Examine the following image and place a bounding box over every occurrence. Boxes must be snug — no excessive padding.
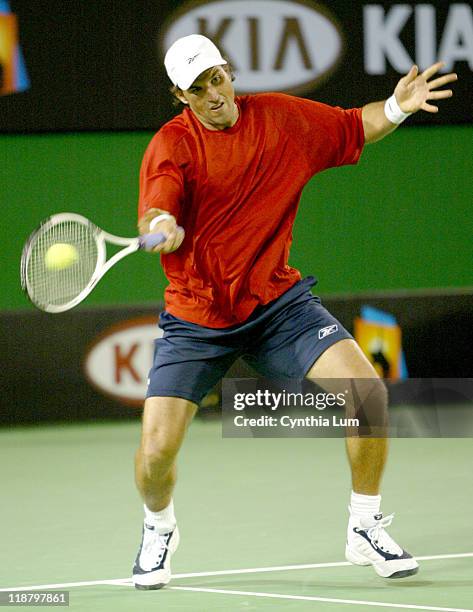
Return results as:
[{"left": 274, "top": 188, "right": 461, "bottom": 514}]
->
[
  {"left": 176, "top": 89, "right": 188, "bottom": 105},
  {"left": 170, "top": 84, "right": 189, "bottom": 107}
]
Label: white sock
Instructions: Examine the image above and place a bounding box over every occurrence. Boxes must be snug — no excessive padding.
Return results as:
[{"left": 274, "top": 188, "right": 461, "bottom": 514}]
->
[
  {"left": 144, "top": 500, "right": 176, "bottom": 534},
  {"left": 349, "top": 491, "right": 381, "bottom": 519}
]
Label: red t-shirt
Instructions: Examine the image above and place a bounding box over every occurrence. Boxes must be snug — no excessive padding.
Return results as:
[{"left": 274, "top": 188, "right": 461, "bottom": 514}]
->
[{"left": 138, "top": 93, "right": 364, "bottom": 328}]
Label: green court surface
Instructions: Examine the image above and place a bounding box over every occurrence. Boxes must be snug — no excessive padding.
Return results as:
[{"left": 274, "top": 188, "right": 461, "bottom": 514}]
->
[{"left": 1, "top": 420, "right": 472, "bottom": 611}]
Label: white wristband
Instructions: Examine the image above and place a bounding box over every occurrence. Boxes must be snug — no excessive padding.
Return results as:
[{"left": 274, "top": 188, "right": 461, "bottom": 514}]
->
[
  {"left": 384, "top": 94, "right": 412, "bottom": 125},
  {"left": 149, "top": 213, "right": 173, "bottom": 231}
]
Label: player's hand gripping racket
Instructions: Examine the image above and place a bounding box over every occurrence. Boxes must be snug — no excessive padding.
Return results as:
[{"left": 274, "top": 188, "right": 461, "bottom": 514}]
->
[{"left": 21, "top": 212, "right": 167, "bottom": 313}]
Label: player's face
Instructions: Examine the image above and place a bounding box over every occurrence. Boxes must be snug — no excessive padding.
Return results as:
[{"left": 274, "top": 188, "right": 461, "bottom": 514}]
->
[{"left": 178, "top": 66, "right": 238, "bottom": 131}]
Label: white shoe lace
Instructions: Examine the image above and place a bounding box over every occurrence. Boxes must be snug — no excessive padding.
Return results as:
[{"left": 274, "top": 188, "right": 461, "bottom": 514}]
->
[
  {"left": 365, "top": 514, "right": 403, "bottom": 556},
  {"left": 142, "top": 527, "right": 170, "bottom": 568}
]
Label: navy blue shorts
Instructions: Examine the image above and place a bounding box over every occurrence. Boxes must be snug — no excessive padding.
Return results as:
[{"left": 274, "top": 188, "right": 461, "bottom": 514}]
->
[{"left": 147, "top": 276, "right": 352, "bottom": 404}]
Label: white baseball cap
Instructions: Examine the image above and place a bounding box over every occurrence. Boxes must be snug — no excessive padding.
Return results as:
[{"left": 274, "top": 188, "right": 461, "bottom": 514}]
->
[{"left": 164, "top": 34, "right": 227, "bottom": 91}]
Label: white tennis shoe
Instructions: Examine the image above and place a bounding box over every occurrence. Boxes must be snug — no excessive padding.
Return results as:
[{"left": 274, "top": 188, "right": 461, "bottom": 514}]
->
[
  {"left": 345, "top": 509, "right": 419, "bottom": 578},
  {"left": 132, "top": 522, "right": 180, "bottom": 589}
]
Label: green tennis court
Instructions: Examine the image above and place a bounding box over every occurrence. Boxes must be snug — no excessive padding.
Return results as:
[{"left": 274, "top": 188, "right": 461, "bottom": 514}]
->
[{"left": 1, "top": 419, "right": 472, "bottom": 611}]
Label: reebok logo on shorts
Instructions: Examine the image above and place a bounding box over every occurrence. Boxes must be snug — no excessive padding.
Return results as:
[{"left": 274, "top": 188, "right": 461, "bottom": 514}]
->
[{"left": 318, "top": 324, "right": 338, "bottom": 340}]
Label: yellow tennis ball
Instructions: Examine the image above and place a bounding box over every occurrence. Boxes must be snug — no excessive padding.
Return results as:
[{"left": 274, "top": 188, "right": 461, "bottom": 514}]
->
[{"left": 44, "top": 243, "right": 79, "bottom": 270}]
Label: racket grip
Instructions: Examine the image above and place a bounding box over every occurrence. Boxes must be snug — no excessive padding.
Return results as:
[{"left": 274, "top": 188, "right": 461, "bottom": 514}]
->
[{"left": 139, "top": 232, "right": 166, "bottom": 251}]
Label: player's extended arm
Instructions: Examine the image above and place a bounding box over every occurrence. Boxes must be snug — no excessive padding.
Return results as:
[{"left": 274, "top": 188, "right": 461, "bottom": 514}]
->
[
  {"left": 362, "top": 62, "right": 458, "bottom": 144},
  {"left": 138, "top": 207, "right": 185, "bottom": 254}
]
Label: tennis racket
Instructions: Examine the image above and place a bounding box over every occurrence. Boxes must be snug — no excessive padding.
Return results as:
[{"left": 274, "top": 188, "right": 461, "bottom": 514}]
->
[{"left": 21, "top": 212, "right": 168, "bottom": 313}]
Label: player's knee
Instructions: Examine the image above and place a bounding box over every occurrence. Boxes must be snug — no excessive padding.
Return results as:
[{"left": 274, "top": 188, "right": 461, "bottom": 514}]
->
[
  {"left": 367, "top": 378, "right": 388, "bottom": 409},
  {"left": 347, "top": 378, "right": 388, "bottom": 430},
  {"left": 141, "top": 436, "right": 179, "bottom": 471}
]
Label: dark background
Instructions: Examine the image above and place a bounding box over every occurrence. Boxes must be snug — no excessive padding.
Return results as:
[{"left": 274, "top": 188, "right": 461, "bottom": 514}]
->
[
  {"left": 1, "top": 0, "right": 470, "bottom": 132},
  {"left": 1, "top": 291, "right": 471, "bottom": 424}
]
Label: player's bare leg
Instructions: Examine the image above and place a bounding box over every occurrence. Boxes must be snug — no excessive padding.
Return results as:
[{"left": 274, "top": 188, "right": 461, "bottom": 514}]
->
[
  {"left": 135, "top": 396, "right": 197, "bottom": 510},
  {"left": 306, "top": 339, "right": 387, "bottom": 494},
  {"left": 133, "top": 396, "right": 197, "bottom": 589},
  {"left": 307, "top": 338, "right": 418, "bottom": 578}
]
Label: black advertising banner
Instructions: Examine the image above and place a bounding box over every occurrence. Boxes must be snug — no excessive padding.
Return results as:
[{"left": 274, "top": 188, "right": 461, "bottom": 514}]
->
[
  {"left": 0, "top": 290, "right": 472, "bottom": 425},
  {"left": 0, "top": 0, "right": 471, "bottom": 132}
]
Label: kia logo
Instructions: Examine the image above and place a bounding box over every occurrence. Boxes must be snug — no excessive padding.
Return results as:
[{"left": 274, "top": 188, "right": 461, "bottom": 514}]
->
[
  {"left": 83, "top": 316, "right": 162, "bottom": 407},
  {"left": 161, "top": 0, "right": 344, "bottom": 94}
]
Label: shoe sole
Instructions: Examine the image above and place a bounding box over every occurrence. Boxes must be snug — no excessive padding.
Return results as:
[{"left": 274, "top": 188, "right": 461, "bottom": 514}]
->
[
  {"left": 385, "top": 566, "right": 419, "bottom": 579},
  {"left": 346, "top": 546, "right": 419, "bottom": 579},
  {"left": 134, "top": 582, "right": 167, "bottom": 590}
]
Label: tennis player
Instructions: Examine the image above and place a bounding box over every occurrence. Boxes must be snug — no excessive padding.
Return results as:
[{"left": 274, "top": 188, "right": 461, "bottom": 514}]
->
[{"left": 132, "top": 34, "right": 457, "bottom": 589}]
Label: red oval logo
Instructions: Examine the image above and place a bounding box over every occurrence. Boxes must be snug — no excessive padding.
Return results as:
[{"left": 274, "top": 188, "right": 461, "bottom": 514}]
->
[{"left": 83, "top": 316, "right": 162, "bottom": 407}]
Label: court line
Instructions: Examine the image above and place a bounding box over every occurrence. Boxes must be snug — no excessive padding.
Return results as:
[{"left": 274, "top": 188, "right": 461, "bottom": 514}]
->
[
  {"left": 1, "top": 551, "right": 472, "bottom": 592},
  {"left": 170, "top": 586, "right": 473, "bottom": 612}
]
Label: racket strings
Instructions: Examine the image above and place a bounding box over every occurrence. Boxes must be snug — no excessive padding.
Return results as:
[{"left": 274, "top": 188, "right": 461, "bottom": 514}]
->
[{"left": 25, "top": 220, "right": 99, "bottom": 309}]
